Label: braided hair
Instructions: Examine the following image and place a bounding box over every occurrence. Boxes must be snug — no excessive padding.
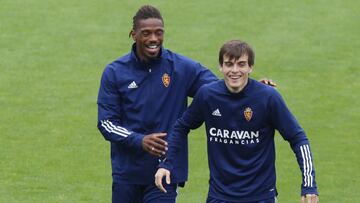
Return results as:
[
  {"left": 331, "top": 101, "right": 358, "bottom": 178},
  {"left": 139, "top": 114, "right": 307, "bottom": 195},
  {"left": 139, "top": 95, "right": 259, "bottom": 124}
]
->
[{"left": 131, "top": 5, "right": 164, "bottom": 33}]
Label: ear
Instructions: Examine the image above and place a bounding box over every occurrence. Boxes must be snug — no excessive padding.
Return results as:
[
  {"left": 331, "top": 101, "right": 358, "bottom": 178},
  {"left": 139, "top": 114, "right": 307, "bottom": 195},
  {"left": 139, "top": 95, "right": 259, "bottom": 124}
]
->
[
  {"left": 219, "top": 64, "right": 224, "bottom": 73},
  {"left": 248, "top": 65, "right": 254, "bottom": 73},
  {"left": 130, "top": 30, "right": 136, "bottom": 41}
]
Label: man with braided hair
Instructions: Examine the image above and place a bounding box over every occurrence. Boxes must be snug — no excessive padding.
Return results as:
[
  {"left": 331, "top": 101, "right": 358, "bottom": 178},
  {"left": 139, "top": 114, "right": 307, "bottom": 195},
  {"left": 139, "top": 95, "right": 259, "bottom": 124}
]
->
[
  {"left": 97, "top": 5, "right": 276, "bottom": 203},
  {"left": 97, "top": 5, "right": 217, "bottom": 202}
]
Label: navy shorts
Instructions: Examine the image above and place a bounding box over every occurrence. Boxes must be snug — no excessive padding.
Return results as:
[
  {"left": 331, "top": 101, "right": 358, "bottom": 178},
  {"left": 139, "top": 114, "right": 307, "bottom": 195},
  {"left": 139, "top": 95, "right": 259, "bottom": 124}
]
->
[
  {"left": 112, "top": 181, "right": 178, "bottom": 203},
  {"left": 206, "top": 196, "right": 277, "bottom": 203}
]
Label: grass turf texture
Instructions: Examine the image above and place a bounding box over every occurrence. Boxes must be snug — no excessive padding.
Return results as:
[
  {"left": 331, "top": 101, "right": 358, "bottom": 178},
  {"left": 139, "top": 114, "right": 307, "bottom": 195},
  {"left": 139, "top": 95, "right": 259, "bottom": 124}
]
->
[{"left": 1, "top": 0, "right": 359, "bottom": 202}]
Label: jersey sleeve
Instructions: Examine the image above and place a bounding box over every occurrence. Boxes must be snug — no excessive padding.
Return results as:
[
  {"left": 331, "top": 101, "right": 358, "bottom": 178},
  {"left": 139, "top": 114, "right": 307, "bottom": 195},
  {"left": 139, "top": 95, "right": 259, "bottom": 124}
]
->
[
  {"left": 159, "top": 88, "right": 206, "bottom": 170},
  {"left": 269, "top": 89, "right": 318, "bottom": 196},
  {"left": 187, "top": 62, "right": 217, "bottom": 97},
  {"left": 97, "top": 66, "right": 144, "bottom": 151}
]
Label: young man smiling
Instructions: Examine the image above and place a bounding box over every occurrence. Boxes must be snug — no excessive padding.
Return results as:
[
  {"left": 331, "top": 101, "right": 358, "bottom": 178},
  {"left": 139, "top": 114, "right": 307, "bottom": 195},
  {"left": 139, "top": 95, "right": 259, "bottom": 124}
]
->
[
  {"left": 97, "top": 5, "right": 218, "bottom": 203},
  {"left": 220, "top": 51, "right": 252, "bottom": 93},
  {"left": 155, "top": 40, "right": 319, "bottom": 203}
]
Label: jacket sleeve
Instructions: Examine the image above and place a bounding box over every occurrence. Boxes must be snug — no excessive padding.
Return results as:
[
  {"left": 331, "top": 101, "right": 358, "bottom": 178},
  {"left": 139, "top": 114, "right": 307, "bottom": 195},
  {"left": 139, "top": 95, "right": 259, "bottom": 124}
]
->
[
  {"left": 187, "top": 62, "right": 218, "bottom": 97},
  {"left": 97, "top": 66, "right": 144, "bottom": 151},
  {"left": 159, "top": 89, "right": 205, "bottom": 170},
  {"left": 269, "top": 89, "right": 318, "bottom": 196}
]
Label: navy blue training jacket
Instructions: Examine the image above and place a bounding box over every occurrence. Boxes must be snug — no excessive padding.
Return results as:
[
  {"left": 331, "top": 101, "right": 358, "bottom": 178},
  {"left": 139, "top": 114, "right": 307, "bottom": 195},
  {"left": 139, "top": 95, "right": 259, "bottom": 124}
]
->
[
  {"left": 97, "top": 44, "right": 217, "bottom": 184},
  {"left": 161, "top": 79, "right": 318, "bottom": 202}
]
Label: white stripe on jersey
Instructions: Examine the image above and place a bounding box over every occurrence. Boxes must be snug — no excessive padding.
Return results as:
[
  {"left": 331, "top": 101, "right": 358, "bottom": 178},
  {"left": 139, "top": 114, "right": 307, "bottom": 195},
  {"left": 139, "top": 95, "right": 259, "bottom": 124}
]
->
[
  {"left": 300, "top": 145, "right": 313, "bottom": 187},
  {"left": 101, "top": 121, "right": 124, "bottom": 136},
  {"left": 106, "top": 120, "right": 131, "bottom": 135},
  {"left": 300, "top": 146, "right": 307, "bottom": 186},
  {"left": 304, "top": 146, "right": 311, "bottom": 186},
  {"left": 305, "top": 145, "right": 313, "bottom": 187},
  {"left": 101, "top": 120, "right": 131, "bottom": 137}
]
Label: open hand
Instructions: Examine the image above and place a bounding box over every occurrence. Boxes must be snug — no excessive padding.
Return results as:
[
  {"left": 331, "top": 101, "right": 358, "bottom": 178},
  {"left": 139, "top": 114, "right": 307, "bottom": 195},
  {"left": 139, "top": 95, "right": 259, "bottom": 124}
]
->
[
  {"left": 155, "top": 168, "right": 171, "bottom": 193},
  {"left": 142, "top": 133, "right": 168, "bottom": 157}
]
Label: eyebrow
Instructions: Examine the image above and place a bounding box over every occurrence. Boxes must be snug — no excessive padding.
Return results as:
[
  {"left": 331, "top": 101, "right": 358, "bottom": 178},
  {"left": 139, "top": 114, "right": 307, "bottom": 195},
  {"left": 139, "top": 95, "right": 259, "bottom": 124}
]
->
[
  {"left": 224, "top": 59, "right": 247, "bottom": 63},
  {"left": 140, "top": 27, "right": 164, "bottom": 31}
]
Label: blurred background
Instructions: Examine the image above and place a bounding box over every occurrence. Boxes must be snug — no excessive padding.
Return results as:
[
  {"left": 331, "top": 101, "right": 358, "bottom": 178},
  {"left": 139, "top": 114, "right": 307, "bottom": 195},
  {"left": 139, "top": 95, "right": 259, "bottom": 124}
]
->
[{"left": 1, "top": 0, "right": 359, "bottom": 202}]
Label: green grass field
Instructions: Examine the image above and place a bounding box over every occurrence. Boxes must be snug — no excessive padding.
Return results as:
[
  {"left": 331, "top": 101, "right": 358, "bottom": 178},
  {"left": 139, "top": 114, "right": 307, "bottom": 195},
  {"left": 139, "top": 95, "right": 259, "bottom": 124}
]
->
[{"left": 1, "top": 0, "right": 359, "bottom": 202}]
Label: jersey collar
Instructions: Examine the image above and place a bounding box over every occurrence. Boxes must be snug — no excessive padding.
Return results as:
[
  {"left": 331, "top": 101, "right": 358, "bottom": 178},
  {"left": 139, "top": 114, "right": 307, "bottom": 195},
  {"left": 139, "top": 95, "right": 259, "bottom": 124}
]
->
[
  {"left": 220, "top": 78, "right": 254, "bottom": 97},
  {"left": 130, "top": 43, "right": 166, "bottom": 67}
]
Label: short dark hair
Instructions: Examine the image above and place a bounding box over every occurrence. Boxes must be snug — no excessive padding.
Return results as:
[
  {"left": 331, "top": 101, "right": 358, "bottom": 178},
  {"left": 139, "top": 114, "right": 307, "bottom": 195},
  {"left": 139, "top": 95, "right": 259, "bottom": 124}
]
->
[
  {"left": 219, "top": 40, "right": 255, "bottom": 66},
  {"left": 132, "top": 5, "right": 164, "bottom": 31}
]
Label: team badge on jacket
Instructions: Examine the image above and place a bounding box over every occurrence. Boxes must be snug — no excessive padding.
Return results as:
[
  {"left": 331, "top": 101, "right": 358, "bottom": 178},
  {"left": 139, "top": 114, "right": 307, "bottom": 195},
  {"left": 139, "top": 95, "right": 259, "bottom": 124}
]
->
[
  {"left": 244, "top": 107, "right": 253, "bottom": 122},
  {"left": 162, "top": 73, "right": 170, "bottom": 87}
]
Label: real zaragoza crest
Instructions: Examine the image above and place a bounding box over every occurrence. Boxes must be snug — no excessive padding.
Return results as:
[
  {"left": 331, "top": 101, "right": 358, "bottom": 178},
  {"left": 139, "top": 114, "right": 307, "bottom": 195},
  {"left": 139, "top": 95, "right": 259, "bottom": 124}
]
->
[
  {"left": 244, "top": 107, "right": 253, "bottom": 122},
  {"left": 162, "top": 73, "right": 170, "bottom": 87}
]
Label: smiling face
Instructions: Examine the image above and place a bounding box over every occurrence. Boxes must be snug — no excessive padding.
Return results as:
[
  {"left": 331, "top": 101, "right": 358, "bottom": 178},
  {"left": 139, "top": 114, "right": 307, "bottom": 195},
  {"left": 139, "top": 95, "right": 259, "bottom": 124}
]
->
[
  {"left": 131, "top": 18, "right": 164, "bottom": 63},
  {"left": 220, "top": 54, "right": 253, "bottom": 93}
]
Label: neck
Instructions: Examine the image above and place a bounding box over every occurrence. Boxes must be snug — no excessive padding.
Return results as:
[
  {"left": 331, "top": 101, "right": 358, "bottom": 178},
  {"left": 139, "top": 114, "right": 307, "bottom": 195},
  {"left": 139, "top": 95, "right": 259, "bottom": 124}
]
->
[
  {"left": 225, "top": 79, "right": 248, "bottom": 93},
  {"left": 135, "top": 50, "right": 150, "bottom": 64}
]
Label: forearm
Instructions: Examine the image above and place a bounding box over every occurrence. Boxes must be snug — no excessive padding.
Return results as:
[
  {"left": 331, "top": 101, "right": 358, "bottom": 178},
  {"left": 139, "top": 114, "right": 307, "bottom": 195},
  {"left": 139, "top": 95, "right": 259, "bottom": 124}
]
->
[
  {"left": 290, "top": 136, "right": 318, "bottom": 195},
  {"left": 160, "top": 88, "right": 205, "bottom": 169},
  {"left": 159, "top": 121, "right": 190, "bottom": 170},
  {"left": 97, "top": 119, "right": 144, "bottom": 151}
]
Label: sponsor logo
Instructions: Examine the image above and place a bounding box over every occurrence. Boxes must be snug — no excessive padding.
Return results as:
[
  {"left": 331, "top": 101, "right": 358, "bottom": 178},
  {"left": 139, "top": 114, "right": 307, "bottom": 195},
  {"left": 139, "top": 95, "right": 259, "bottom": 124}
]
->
[
  {"left": 209, "top": 127, "right": 260, "bottom": 145},
  {"left": 212, "top": 109, "right": 222, "bottom": 117},
  {"left": 244, "top": 107, "right": 253, "bottom": 122},
  {"left": 162, "top": 73, "right": 170, "bottom": 87},
  {"left": 128, "top": 81, "right": 138, "bottom": 89}
]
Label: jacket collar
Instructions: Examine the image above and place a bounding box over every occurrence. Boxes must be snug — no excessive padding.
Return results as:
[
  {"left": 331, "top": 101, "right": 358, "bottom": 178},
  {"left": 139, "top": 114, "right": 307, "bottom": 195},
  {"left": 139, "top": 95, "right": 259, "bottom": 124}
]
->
[
  {"left": 130, "top": 43, "right": 166, "bottom": 66},
  {"left": 221, "top": 78, "right": 254, "bottom": 97}
]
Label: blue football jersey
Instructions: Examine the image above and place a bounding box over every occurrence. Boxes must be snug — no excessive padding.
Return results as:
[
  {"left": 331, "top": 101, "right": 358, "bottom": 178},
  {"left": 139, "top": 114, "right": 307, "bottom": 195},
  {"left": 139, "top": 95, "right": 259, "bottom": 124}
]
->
[
  {"left": 161, "top": 79, "right": 318, "bottom": 202},
  {"left": 97, "top": 44, "right": 217, "bottom": 184}
]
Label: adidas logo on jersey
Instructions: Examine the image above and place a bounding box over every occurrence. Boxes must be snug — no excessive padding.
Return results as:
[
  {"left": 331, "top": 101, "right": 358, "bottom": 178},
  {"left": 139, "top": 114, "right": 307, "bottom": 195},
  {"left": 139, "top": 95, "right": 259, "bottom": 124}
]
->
[
  {"left": 128, "top": 81, "right": 138, "bottom": 89},
  {"left": 212, "top": 109, "right": 222, "bottom": 116}
]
